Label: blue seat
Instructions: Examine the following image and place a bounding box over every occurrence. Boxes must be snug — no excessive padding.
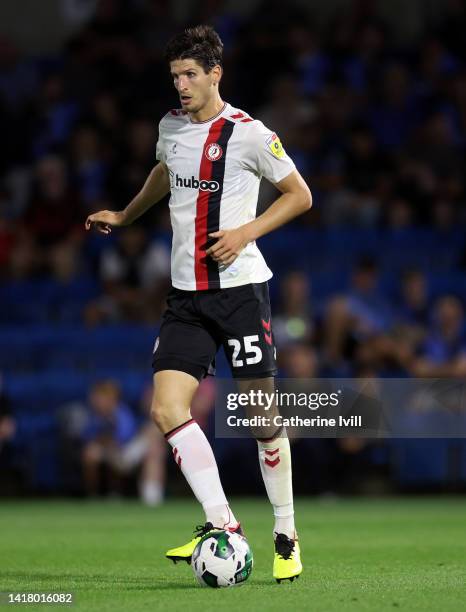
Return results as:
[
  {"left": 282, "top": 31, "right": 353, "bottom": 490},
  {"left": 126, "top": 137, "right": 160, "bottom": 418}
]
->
[
  {"left": 390, "top": 439, "right": 450, "bottom": 485},
  {"left": 429, "top": 272, "right": 466, "bottom": 301},
  {"left": 0, "top": 278, "right": 100, "bottom": 325},
  {"left": 5, "top": 368, "right": 152, "bottom": 413},
  {"left": 0, "top": 325, "right": 158, "bottom": 372}
]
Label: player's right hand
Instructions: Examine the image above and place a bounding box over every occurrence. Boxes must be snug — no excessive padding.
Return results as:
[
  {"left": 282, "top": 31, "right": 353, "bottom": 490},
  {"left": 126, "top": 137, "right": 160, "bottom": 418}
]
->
[{"left": 85, "top": 210, "right": 127, "bottom": 234}]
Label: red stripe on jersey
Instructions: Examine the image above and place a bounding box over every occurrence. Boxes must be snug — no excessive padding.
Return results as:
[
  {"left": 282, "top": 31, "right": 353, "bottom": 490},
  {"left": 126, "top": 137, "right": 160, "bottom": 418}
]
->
[
  {"left": 230, "top": 112, "right": 244, "bottom": 119},
  {"left": 240, "top": 118, "right": 253, "bottom": 122},
  {"left": 194, "top": 118, "right": 227, "bottom": 289}
]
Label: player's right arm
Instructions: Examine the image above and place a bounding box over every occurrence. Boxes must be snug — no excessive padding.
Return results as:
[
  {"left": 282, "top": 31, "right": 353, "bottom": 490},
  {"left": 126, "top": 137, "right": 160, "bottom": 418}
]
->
[{"left": 85, "top": 162, "right": 170, "bottom": 234}]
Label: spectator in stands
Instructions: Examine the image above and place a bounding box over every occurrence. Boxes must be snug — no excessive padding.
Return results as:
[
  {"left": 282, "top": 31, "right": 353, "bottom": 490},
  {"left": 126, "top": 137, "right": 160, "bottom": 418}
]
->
[
  {"left": 109, "top": 377, "right": 216, "bottom": 505},
  {"left": 412, "top": 111, "right": 461, "bottom": 176},
  {"left": 32, "top": 72, "right": 80, "bottom": 158},
  {"left": 81, "top": 379, "right": 138, "bottom": 497},
  {"left": 48, "top": 240, "right": 82, "bottom": 283},
  {"left": 257, "top": 74, "right": 314, "bottom": 146},
  {"left": 341, "top": 21, "right": 387, "bottom": 94},
  {"left": 273, "top": 270, "right": 313, "bottom": 347},
  {"left": 69, "top": 122, "right": 108, "bottom": 209},
  {"left": 0, "top": 197, "right": 15, "bottom": 269},
  {"left": 7, "top": 228, "right": 42, "bottom": 280},
  {"left": 25, "top": 155, "right": 81, "bottom": 248},
  {"left": 368, "top": 62, "right": 417, "bottom": 150},
  {"left": 343, "top": 122, "right": 386, "bottom": 196},
  {"left": 395, "top": 269, "right": 430, "bottom": 330},
  {"left": 279, "top": 341, "right": 320, "bottom": 379},
  {"left": 431, "top": 198, "right": 459, "bottom": 234},
  {"left": 0, "top": 35, "right": 38, "bottom": 110},
  {"left": 411, "top": 295, "right": 466, "bottom": 377},
  {"left": 107, "top": 117, "right": 159, "bottom": 211},
  {"left": 89, "top": 90, "right": 124, "bottom": 154},
  {"left": 385, "top": 197, "right": 416, "bottom": 229},
  {"left": 323, "top": 257, "right": 393, "bottom": 371},
  {"left": 0, "top": 383, "right": 16, "bottom": 456},
  {"left": 85, "top": 225, "right": 170, "bottom": 324},
  {"left": 327, "top": 269, "right": 430, "bottom": 378},
  {"left": 0, "top": 376, "right": 18, "bottom": 492},
  {"left": 289, "top": 24, "right": 330, "bottom": 97},
  {"left": 79, "top": 378, "right": 172, "bottom": 505}
]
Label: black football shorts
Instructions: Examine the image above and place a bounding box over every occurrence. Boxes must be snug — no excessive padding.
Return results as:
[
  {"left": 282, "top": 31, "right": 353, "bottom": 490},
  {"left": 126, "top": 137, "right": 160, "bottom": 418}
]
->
[{"left": 152, "top": 282, "right": 277, "bottom": 380}]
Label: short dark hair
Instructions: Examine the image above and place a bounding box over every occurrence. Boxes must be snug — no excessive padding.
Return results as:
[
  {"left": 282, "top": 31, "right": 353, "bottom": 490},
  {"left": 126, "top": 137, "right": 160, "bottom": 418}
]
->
[{"left": 164, "top": 25, "right": 223, "bottom": 73}]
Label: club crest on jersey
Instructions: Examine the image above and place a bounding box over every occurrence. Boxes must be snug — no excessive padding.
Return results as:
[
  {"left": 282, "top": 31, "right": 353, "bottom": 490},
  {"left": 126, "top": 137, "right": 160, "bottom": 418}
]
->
[
  {"left": 204, "top": 142, "right": 223, "bottom": 162},
  {"left": 266, "top": 133, "right": 285, "bottom": 159}
]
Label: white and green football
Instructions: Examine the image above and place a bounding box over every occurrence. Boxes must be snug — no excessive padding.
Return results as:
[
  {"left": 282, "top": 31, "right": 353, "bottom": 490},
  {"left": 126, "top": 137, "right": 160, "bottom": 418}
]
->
[{"left": 191, "top": 530, "right": 253, "bottom": 588}]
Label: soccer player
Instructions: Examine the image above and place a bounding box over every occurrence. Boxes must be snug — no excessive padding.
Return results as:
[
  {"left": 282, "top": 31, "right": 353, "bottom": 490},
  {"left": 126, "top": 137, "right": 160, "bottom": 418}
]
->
[{"left": 85, "top": 25, "right": 311, "bottom": 583}]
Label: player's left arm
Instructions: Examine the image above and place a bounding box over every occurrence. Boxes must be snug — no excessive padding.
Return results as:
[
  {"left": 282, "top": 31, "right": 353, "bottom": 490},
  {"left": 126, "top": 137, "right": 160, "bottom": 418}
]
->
[{"left": 207, "top": 170, "right": 311, "bottom": 265}]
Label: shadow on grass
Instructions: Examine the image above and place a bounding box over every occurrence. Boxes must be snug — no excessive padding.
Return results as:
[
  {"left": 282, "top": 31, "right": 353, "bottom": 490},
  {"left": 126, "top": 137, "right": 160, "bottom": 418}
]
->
[
  {"left": 0, "top": 571, "right": 199, "bottom": 591},
  {"left": 1, "top": 570, "right": 283, "bottom": 591},
  {"left": 117, "top": 580, "right": 282, "bottom": 591}
]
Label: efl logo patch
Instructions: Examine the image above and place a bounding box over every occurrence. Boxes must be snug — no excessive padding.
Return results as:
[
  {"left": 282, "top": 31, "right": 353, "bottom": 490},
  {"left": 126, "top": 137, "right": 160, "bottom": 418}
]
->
[
  {"left": 266, "top": 133, "right": 284, "bottom": 159},
  {"left": 204, "top": 142, "right": 223, "bottom": 161}
]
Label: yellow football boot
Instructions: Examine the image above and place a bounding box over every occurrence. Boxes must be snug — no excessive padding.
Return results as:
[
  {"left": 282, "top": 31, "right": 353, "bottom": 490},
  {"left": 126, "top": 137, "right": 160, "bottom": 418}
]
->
[
  {"left": 166, "top": 521, "right": 243, "bottom": 564},
  {"left": 273, "top": 533, "right": 302, "bottom": 583}
]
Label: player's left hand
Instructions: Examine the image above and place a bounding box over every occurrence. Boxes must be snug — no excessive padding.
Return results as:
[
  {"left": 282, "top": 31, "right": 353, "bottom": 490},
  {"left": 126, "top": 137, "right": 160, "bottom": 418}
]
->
[{"left": 207, "top": 228, "right": 250, "bottom": 265}]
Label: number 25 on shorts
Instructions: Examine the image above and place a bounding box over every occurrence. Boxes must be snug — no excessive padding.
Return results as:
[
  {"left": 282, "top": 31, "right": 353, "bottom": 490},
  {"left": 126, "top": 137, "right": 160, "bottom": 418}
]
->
[{"left": 228, "top": 335, "right": 263, "bottom": 367}]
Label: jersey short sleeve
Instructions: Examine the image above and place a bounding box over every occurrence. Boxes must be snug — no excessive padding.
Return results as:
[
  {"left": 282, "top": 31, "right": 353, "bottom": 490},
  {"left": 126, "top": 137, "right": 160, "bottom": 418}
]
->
[
  {"left": 241, "top": 120, "right": 296, "bottom": 184},
  {"left": 155, "top": 120, "right": 166, "bottom": 163}
]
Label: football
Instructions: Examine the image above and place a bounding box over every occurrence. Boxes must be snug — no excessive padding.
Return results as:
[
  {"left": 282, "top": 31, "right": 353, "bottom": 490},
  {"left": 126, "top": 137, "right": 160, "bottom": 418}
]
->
[{"left": 191, "top": 530, "right": 253, "bottom": 588}]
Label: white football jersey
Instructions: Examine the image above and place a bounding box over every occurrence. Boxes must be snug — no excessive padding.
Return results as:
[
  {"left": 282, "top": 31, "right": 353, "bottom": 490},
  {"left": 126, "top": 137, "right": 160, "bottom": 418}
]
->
[{"left": 156, "top": 102, "right": 296, "bottom": 291}]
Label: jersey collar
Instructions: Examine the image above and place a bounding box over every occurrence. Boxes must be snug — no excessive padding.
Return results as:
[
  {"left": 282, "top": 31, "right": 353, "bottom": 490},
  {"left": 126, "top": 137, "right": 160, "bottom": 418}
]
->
[{"left": 188, "top": 102, "right": 229, "bottom": 125}]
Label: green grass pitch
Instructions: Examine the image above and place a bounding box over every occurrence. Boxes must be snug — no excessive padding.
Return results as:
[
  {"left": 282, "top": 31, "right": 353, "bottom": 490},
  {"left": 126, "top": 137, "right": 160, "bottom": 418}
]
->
[{"left": 1, "top": 497, "right": 465, "bottom": 611}]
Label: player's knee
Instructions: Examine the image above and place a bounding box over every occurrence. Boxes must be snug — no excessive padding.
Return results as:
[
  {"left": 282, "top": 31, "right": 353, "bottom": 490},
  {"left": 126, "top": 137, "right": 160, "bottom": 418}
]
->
[
  {"left": 150, "top": 400, "right": 165, "bottom": 428},
  {"left": 150, "top": 398, "right": 179, "bottom": 430}
]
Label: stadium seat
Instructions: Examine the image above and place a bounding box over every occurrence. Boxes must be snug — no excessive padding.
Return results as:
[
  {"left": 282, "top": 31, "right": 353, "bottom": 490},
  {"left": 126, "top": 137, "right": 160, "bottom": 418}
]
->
[{"left": 390, "top": 439, "right": 450, "bottom": 486}]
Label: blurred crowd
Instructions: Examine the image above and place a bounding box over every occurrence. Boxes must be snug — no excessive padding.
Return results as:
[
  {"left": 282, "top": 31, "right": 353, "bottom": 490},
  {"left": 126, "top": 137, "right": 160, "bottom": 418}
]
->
[
  {"left": 1, "top": 0, "right": 465, "bottom": 358},
  {"left": 2, "top": 0, "right": 466, "bottom": 495},
  {"left": 276, "top": 265, "right": 466, "bottom": 379}
]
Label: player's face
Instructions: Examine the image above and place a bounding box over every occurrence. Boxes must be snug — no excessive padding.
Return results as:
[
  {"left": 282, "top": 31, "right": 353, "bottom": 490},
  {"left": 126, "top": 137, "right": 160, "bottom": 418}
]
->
[{"left": 170, "top": 59, "right": 220, "bottom": 113}]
